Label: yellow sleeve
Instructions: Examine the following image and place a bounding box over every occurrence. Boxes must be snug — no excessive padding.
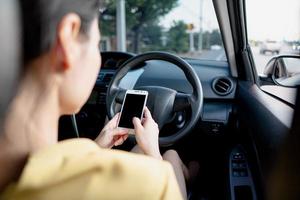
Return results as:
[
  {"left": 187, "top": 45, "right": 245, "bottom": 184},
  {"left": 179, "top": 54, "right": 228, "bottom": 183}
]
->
[
  {"left": 160, "top": 162, "right": 184, "bottom": 200},
  {"left": 2, "top": 139, "right": 183, "bottom": 200}
]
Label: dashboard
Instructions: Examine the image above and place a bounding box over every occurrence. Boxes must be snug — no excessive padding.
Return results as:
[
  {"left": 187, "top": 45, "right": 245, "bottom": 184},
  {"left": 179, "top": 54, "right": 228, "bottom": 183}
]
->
[{"left": 58, "top": 51, "right": 236, "bottom": 141}]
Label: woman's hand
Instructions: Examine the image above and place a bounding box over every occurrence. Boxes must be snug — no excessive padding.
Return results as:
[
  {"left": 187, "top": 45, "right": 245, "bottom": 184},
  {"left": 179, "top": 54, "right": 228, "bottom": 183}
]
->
[
  {"left": 132, "top": 107, "right": 162, "bottom": 160},
  {"left": 95, "top": 113, "right": 129, "bottom": 149}
]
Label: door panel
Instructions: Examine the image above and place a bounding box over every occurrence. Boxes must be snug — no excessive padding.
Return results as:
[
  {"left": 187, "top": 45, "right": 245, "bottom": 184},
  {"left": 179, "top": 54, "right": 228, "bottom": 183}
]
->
[{"left": 237, "top": 81, "right": 293, "bottom": 177}]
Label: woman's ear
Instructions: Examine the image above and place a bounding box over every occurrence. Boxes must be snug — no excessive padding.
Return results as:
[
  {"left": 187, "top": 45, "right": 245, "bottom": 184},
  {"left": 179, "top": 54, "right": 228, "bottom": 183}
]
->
[{"left": 54, "top": 13, "right": 82, "bottom": 72}]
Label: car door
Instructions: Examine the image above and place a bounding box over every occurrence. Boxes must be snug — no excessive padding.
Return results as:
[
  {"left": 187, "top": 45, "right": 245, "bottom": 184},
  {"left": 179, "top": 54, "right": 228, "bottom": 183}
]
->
[
  {"left": 215, "top": 0, "right": 298, "bottom": 199},
  {"left": 242, "top": 0, "right": 298, "bottom": 175}
]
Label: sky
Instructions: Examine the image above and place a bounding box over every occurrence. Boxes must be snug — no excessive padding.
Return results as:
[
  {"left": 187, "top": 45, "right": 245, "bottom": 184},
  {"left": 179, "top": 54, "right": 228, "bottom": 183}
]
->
[
  {"left": 160, "top": 0, "right": 219, "bottom": 31},
  {"left": 246, "top": 0, "right": 300, "bottom": 41},
  {"left": 160, "top": 0, "right": 300, "bottom": 41}
]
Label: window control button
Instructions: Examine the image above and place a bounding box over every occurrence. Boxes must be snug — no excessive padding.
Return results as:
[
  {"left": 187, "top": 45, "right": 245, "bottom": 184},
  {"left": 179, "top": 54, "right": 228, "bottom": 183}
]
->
[
  {"left": 233, "top": 171, "right": 240, "bottom": 177},
  {"left": 239, "top": 163, "right": 246, "bottom": 168},
  {"left": 240, "top": 171, "right": 248, "bottom": 177},
  {"left": 232, "top": 162, "right": 239, "bottom": 168},
  {"left": 232, "top": 152, "right": 244, "bottom": 160}
]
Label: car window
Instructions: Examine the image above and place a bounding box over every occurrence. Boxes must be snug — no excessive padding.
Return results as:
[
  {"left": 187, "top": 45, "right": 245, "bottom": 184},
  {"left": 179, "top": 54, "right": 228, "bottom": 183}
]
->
[
  {"left": 99, "top": 0, "right": 227, "bottom": 61},
  {"left": 246, "top": 0, "right": 300, "bottom": 75}
]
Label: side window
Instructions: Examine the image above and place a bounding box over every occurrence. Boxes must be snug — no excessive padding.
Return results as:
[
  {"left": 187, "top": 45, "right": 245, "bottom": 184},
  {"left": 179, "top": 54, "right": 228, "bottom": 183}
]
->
[{"left": 246, "top": 0, "right": 300, "bottom": 88}]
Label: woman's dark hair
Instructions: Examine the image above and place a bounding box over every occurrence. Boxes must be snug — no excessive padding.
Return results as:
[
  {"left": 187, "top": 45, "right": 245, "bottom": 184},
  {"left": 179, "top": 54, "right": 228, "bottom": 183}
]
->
[{"left": 20, "top": 0, "right": 100, "bottom": 64}]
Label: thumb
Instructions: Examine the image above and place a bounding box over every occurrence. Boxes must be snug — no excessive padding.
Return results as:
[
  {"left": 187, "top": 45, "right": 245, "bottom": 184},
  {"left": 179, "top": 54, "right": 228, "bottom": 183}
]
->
[{"left": 132, "top": 117, "right": 143, "bottom": 134}]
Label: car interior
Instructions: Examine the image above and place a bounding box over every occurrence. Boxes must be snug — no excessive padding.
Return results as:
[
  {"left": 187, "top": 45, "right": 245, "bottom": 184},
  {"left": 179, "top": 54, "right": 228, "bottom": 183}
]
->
[
  {"left": 57, "top": 0, "right": 299, "bottom": 199},
  {"left": 1, "top": 0, "right": 299, "bottom": 200}
]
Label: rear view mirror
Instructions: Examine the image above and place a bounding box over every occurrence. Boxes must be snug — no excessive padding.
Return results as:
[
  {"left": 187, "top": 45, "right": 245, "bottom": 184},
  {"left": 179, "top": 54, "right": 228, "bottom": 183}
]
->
[{"left": 263, "top": 55, "right": 300, "bottom": 87}]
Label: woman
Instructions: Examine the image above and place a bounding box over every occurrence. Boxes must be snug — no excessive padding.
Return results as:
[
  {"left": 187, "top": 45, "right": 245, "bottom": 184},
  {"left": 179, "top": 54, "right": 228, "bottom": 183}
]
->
[{"left": 0, "top": 0, "right": 193, "bottom": 199}]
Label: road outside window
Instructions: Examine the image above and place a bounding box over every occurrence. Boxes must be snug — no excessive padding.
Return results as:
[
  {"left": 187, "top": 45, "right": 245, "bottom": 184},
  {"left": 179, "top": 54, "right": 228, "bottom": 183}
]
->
[{"left": 246, "top": 0, "right": 300, "bottom": 75}]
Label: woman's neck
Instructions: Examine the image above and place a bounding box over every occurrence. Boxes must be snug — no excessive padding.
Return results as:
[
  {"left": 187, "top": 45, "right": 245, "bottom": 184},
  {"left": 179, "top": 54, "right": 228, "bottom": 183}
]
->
[
  {"left": 3, "top": 64, "right": 60, "bottom": 151},
  {"left": 0, "top": 60, "right": 61, "bottom": 190}
]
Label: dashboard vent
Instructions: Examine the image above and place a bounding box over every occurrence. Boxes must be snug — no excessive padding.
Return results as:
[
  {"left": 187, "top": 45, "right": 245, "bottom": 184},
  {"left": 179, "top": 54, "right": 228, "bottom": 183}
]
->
[
  {"left": 103, "top": 73, "right": 114, "bottom": 82},
  {"left": 97, "top": 72, "right": 114, "bottom": 84},
  {"left": 97, "top": 73, "right": 105, "bottom": 82},
  {"left": 212, "top": 77, "right": 233, "bottom": 96}
]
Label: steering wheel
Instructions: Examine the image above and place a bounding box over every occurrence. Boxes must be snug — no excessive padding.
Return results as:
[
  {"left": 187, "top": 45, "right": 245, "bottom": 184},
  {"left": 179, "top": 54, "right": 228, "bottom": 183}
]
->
[{"left": 106, "top": 52, "right": 203, "bottom": 146}]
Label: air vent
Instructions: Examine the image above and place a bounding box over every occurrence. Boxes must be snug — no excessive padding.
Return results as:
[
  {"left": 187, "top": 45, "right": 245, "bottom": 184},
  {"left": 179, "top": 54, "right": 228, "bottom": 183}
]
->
[
  {"left": 97, "top": 72, "right": 114, "bottom": 84},
  {"left": 103, "top": 73, "right": 114, "bottom": 82},
  {"left": 212, "top": 77, "right": 233, "bottom": 96},
  {"left": 97, "top": 73, "right": 105, "bottom": 82}
]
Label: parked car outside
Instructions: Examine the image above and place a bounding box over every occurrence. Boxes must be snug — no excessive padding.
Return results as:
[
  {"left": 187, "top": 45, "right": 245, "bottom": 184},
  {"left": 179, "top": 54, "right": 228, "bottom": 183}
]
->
[{"left": 260, "top": 40, "right": 281, "bottom": 54}]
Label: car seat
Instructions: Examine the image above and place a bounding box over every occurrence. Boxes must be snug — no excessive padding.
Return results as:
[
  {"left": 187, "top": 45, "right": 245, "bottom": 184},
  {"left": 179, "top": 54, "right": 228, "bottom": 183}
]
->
[{"left": 0, "top": 0, "right": 21, "bottom": 127}]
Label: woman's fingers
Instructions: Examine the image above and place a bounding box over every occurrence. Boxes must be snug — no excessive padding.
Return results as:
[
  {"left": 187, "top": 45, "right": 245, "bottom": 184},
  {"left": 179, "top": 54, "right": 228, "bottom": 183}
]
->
[
  {"left": 114, "top": 134, "right": 128, "bottom": 146},
  {"left": 141, "top": 117, "right": 146, "bottom": 124},
  {"left": 123, "top": 134, "right": 128, "bottom": 141},
  {"left": 143, "top": 107, "right": 152, "bottom": 119},
  {"left": 105, "top": 113, "right": 120, "bottom": 129},
  {"left": 112, "top": 127, "right": 128, "bottom": 136},
  {"left": 111, "top": 112, "right": 120, "bottom": 126},
  {"left": 133, "top": 117, "right": 144, "bottom": 134}
]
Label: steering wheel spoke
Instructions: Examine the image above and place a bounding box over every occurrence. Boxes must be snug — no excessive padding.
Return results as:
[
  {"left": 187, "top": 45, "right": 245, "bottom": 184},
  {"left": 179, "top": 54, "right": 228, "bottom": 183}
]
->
[
  {"left": 173, "top": 92, "right": 192, "bottom": 112},
  {"left": 114, "top": 88, "right": 126, "bottom": 104}
]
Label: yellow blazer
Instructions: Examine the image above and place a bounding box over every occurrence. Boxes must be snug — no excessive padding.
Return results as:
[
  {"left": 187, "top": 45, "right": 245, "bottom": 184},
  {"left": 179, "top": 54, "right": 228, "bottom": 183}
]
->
[{"left": 2, "top": 139, "right": 183, "bottom": 200}]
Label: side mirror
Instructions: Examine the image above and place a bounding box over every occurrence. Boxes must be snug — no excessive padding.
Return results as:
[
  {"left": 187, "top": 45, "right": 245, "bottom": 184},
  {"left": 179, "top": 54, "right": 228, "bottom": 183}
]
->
[{"left": 263, "top": 55, "right": 300, "bottom": 87}]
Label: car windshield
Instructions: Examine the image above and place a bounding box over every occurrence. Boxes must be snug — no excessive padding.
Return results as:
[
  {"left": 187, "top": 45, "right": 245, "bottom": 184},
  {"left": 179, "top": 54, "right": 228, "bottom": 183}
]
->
[{"left": 99, "top": 0, "right": 227, "bottom": 61}]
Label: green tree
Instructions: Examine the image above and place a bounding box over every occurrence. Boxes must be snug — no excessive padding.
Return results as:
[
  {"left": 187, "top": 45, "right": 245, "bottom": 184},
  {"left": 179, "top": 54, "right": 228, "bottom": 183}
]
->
[
  {"left": 139, "top": 23, "right": 166, "bottom": 51},
  {"left": 99, "top": 1, "right": 117, "bottom": 37},
  {"left": 209, "top": 30, "right": 222, "bottom": 46},
  {"left": 100, "top": 0, "right": 178, "bottom": 53},
  {"left": 203, "top": 31, "right": 211, "bottom": 49},
  {"left": 166, "top": 21, "right": 189, "bottom": 53},
  {"left": 194, "top": 29, "right": 222, "bottom": 50}
]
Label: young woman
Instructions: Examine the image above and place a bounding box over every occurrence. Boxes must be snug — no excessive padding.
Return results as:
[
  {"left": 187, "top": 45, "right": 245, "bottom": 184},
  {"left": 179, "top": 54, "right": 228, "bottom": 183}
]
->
[{"left": 0, "top": 0, "right": 195, "bottom": 199}]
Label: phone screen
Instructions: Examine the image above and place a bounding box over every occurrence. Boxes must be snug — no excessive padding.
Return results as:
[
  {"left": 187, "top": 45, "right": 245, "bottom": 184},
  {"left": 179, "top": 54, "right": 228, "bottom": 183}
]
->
[{"left": 118, "top": 93, "right": 146, "bottom": 129}]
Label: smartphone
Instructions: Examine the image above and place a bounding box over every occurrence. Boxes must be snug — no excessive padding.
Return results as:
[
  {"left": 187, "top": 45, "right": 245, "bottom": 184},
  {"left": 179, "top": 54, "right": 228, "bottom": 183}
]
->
[{"left": 117, "top": 90, "right": 148, "bottom": 134}]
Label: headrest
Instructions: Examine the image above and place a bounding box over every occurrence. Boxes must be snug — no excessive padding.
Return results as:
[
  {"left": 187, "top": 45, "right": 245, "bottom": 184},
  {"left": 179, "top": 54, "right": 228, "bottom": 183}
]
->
[{"left": 0, "top": 0, "right": 21, "bottom": 126}]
